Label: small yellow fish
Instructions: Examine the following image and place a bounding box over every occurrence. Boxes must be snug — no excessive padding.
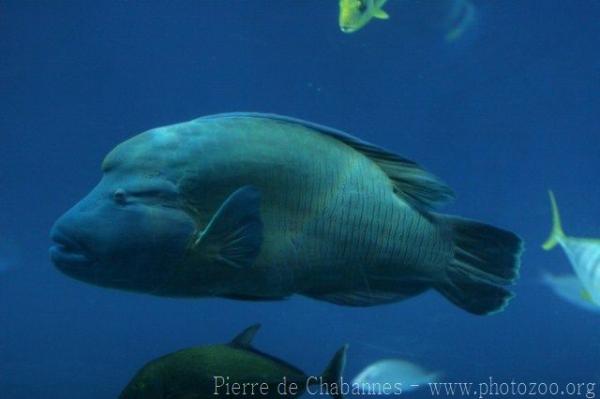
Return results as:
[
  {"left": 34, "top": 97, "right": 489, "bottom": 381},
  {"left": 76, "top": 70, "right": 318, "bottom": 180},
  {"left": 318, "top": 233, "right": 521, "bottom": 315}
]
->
[
  {"left": 339, "top": 0, "right": 389, "bottom": 33},
  {"left": 543, "top": 191, "right": 600, "bottom": 306}
]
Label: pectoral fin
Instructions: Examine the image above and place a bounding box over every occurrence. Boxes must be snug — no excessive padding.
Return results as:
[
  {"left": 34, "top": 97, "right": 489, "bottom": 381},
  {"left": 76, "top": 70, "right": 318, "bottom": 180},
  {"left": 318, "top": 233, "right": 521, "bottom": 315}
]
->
[
  {"left": 192, "top": 186, "right": 263, "bottom": 269},
  {"left": 372, "top": 8, "right": 389, "bottom": 19}
]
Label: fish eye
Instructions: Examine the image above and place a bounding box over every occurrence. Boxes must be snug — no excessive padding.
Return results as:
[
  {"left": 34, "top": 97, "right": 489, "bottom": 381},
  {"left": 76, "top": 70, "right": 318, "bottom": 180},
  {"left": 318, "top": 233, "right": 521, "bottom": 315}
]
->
[
  {"left": 356, "top": 0, "right": 366, "bottom": 12},
  {"left": 113, "top": 189, "right": 127, "bottom": 205}
]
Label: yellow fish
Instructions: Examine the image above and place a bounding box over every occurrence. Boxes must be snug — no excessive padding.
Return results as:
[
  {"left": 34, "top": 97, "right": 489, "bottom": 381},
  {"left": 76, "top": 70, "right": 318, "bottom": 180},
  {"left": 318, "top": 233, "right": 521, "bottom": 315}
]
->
[
  {"left": 339, "top": 0, "right": 389, "bottom": 33},
  {"left": 543, "top": 191, "right": 600, "bottom": 306}
]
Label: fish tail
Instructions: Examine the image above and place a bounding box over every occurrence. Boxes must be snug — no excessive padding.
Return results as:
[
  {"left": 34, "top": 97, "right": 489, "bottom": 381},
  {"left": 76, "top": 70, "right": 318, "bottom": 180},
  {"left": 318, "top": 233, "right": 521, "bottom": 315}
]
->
[
  {"left": 542, "top": 190, "right": 565, "bottom": 251},
  {"left": 319, "top": 345, "right": 348, "bottom": 399},
  {"left": 434, "top": 215, "right": 523, "bottom": 315}
]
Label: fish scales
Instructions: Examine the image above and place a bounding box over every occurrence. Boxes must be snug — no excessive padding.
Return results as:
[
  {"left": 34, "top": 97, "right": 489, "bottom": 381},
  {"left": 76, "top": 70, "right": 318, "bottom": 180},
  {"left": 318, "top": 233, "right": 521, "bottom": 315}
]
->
[{"left": 51, "top": 113, "right": 522, "bottom": 314}]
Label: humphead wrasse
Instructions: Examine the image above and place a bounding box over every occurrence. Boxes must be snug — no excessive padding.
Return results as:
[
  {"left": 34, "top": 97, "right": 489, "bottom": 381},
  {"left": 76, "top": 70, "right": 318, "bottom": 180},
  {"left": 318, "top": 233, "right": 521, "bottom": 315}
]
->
[
  {"left": 50, "top": 113, "right": 522, "bottom": 315},
  {"left": 543, "top": 191, "right": 600, "bottom": 306},
  {"left": 339, "top": 0, "right": 389, "bottom": 33},
  {"left": 119, "top": 324, "right": 348, "bottom": 399}
]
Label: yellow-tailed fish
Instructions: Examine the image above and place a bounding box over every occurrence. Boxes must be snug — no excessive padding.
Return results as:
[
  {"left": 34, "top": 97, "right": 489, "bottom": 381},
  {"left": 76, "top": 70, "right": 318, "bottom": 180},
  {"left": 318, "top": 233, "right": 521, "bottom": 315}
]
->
[
  {"left": 543, "top": 191, "right": 600, "bottom": 306},
  {"left": 339, "top": 0, "right": 389, "bottom": 33}
]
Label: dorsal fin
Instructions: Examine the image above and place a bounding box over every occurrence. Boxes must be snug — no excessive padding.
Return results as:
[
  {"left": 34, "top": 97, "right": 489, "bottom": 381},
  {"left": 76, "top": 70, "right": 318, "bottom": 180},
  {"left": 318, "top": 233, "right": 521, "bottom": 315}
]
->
[
  {"left": 201, "top": 113, "right": 455, "bottom": 211},
  {"left": 230, "top": 324, "right": 261, "bottom": 347}
]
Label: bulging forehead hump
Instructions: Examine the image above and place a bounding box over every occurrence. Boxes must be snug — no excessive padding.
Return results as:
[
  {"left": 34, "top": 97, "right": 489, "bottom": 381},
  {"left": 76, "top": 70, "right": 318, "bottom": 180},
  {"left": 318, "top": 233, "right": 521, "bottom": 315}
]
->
[{"left": 101, "top": 121, "right": 213, "bottom": 178}]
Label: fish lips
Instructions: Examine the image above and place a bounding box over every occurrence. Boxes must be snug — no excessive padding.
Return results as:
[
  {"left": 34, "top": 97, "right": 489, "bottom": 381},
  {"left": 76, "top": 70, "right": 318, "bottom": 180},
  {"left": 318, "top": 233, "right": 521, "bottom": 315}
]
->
[{"left": 49, "top": 228, "right": 95, "bottom": 272}]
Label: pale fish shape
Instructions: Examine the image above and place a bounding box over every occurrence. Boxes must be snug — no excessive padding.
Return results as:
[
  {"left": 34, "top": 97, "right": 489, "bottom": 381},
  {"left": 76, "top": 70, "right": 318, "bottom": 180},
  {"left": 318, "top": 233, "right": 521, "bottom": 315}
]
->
[
  {"left": 543, "top": 191, "right": 600, "bottom": 306},
  {"left": 352, "top": 359, "right": 440, "bottom": 394},
  {"left": 442, "top": 0, "right": 476, "bottom": 42},
  {"left": 542, "top": 272, "right": 600, "bottom": 313}
]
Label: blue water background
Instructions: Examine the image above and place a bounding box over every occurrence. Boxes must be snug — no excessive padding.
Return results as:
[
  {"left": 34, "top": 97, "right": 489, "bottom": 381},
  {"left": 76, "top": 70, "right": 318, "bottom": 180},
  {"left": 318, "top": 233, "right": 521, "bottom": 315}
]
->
[{"left": 1, "top": 1, "right": 599, "bottom": 398}]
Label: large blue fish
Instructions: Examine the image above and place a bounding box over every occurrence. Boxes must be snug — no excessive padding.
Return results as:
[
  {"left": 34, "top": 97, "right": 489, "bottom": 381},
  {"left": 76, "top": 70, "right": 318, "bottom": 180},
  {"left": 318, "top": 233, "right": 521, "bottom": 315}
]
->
[{"left": 50, "top": 113, "right": 522, "bottom": 315}]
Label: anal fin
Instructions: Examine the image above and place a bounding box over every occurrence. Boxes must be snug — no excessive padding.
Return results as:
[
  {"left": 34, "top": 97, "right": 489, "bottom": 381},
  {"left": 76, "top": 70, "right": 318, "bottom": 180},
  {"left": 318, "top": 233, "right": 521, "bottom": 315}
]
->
[{"left": 305, "top": 283, "right": 429, "bottom": 307}]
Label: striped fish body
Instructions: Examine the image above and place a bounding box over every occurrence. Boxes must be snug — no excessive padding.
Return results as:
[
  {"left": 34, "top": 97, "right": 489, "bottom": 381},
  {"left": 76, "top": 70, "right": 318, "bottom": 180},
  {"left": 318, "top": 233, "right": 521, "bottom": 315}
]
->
[
  {"left": 164, "top": 115, "right": 450, "bottom": 301},
  {"left": 543, "top": 191, "right": 600, "bottom": 306},
  {"left": 560, "top": 238, "right": 600, "bottom": 305},
  {"left": 151, "top": 114, "right": 520, "bottom": 314}
]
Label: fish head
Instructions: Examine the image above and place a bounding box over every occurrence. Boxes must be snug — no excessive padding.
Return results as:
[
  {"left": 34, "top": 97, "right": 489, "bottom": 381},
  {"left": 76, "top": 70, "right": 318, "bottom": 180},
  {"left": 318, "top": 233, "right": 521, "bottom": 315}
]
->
[
  {"left": 119, "top": 367, "right": 165, "bottom": 399},
  {"left": 352, "top": 364, "right": 381, "bottom": 384},
  {"left": 50, "top": 127, "right": 197, "bottom": 293},
  {"left": 339, "top": 0, "right": 371, "bottom": 33}
]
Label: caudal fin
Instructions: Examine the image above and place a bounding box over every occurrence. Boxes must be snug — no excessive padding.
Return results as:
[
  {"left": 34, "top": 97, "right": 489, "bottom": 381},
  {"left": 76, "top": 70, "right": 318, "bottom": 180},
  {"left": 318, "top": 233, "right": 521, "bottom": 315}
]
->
[
  {"left": 320, "top": 345, "right": 348, "bottom": 399},
  {"left": 542, "top": 190, "right": 565, "bottom": 250},
  {"left": 435, "top": 216, "right": 523, "bottom": 315}
]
